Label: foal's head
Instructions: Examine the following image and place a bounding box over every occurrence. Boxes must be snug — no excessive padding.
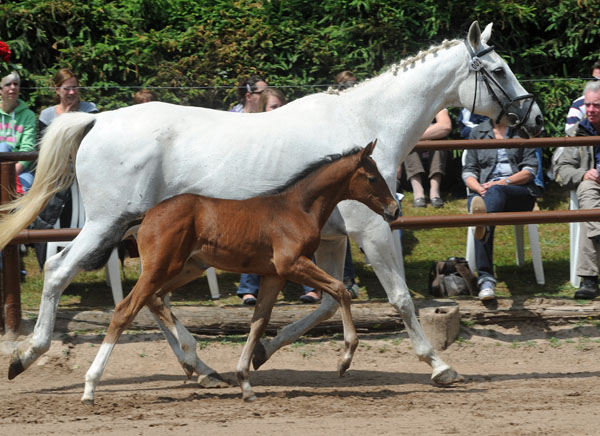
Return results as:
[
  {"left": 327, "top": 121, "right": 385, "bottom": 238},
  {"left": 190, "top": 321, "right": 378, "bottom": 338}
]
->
[{"left": 348, "top": 140, "right": 399, "bottom": 222}]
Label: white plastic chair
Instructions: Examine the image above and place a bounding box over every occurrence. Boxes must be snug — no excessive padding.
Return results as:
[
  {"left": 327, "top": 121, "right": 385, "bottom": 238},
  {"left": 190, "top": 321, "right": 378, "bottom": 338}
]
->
[
  {"left": 46, "top": 181, "right": 124, "bottom": 304},
  {"left": 569, "top": 190, "right": 581, "bottom": 287},
  {"left": 462, "top": 150, "right": 545, "bottom": 285}
]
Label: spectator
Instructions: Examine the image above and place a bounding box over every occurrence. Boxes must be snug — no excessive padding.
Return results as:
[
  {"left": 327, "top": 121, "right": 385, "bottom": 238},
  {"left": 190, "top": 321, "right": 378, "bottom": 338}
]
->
[
  {"left": 400, "top": 109, "right": 452, "bottom": 208},
  {"left": 463, "top": 118, "right": 539, "bottom": 301},
  {"left": 335, "top": 70, "right": 357, "bottom": 90},
  {"left": 257, "top": 87, "right": 286, "bottom": 112},
  {"left": 31, "top": 68, "right": 98, "bottom": 270},
  {"left": 565, "top": 61, "right": 600, "bottom": 133},
  {"left": 230, "top": 76, "right": 268, "bottom": 113},
  {"left": 0, "top": 71, "right": 36, "bottom": 192},
  {"left": 134, "top": 88, "right": 157, "bottom": 104},
  {"left": 457, "top": 108, "right": 489, "bottom": 139},
  {"left": 232, "top": 76, "right": 269, "bottom": 305},
  {"left": 39, "top": 68, "right": 98, "bottom": 132},
  {"left": 553, "top": 80, "right": 600, "bottom": 299}
]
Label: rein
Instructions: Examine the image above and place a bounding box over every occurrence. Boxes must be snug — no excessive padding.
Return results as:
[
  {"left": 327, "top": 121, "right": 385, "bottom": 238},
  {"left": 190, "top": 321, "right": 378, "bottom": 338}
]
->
[{"left": 464, "top": 41, "right": 535, "bottom": 129}]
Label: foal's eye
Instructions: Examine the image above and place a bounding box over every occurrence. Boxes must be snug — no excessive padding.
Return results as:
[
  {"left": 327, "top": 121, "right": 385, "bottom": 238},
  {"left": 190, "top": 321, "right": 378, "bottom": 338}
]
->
[{"left": 368, "top": 176, "right": 378, "bottom": 183}]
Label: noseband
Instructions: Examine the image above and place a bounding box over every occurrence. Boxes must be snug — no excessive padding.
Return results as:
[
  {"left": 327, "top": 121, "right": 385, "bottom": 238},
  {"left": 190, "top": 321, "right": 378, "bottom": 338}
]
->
[{"left": 464, "top": 41, "right": 535, "bottom": 129}]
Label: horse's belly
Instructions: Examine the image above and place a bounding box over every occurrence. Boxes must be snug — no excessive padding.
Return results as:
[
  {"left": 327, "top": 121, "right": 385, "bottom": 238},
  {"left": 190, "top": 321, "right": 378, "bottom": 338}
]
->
[{"left": 193, "top": 245, "right": 276, "bottom": 276}]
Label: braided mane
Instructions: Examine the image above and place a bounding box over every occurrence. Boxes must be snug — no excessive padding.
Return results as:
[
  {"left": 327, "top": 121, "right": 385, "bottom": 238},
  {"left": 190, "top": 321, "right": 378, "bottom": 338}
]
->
[{"left": 326, "top": 39, "right": 462, "bottom": 95}]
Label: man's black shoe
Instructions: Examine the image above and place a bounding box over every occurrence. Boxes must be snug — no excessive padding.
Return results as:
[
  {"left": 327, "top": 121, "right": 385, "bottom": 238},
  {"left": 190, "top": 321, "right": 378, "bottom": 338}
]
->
[{"left": 574, "top": 276, "right": 599, "bottom": 300}]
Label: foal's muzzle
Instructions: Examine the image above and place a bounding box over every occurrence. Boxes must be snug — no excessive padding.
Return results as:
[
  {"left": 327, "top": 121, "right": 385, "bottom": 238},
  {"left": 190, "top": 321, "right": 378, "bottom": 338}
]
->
[{"left": 383, "top": 202, "right": 400, "bottom": 222}]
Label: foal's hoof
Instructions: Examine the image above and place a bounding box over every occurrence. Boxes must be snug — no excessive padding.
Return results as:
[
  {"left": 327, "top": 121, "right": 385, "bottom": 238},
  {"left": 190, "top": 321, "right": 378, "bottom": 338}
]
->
[
  {"left": 252, "top": 341, "right": 268, "bottom": 370},
  {"left": 242, "top": 393, "right": 257, "bottom": 403},
  {"left": 8, "top": 357, "right": 25, "bottom": 380},
  {"left": 337, "top": 359, "right": 351, "bottom": 377},
  {"left": 198, "top": 372, "right": 230, "bottom": 388},
  {"left": 432, "top": 366, "right": 464, "bottom": 386}
]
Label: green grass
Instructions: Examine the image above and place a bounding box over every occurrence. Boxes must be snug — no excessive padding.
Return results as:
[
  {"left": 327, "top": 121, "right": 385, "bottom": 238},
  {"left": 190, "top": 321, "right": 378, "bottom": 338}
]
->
[{"left": 15, "top": 183, "right": 577, "bottom": 311}]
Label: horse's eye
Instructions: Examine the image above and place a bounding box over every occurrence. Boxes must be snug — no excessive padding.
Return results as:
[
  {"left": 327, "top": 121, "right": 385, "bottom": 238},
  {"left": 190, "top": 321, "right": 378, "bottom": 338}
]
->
[
  {"left": 368, "top": 176, "right": 378, "bottom": 183},
  {"left": 493, "top": 67, "right": 506, "bottom": 77}
]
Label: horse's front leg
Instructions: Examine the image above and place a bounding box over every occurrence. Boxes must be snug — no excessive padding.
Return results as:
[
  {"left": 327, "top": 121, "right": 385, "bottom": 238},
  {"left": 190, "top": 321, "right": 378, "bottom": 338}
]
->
[
  {"left": 237, "top": 276, "right": 284, "bottom": 402},
  {"left": 354, "top": 218, "right": 462, "bottom": 385},
  {"left": 252, "top": 237, "right": 346, "bottom": 370},
  {"left": 283, "top": 256, "right": 358, "bottom": 376}
]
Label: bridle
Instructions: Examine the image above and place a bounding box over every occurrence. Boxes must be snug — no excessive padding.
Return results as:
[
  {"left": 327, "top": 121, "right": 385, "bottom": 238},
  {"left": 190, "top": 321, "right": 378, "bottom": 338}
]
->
[{"left": 464, "top": 41, "right": 535, "bottom": 129}]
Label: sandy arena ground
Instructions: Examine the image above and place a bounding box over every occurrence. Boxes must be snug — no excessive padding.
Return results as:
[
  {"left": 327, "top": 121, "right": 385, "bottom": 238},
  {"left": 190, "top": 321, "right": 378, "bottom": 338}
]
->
[{"left": 1, "top": 320, "right": 599, "bottom": 436}]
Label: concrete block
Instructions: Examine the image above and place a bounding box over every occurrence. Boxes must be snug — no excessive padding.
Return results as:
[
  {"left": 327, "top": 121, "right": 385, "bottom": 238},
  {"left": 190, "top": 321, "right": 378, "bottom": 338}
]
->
[{"left": 419, "top": 305, "right": 460, "bottom": 350}]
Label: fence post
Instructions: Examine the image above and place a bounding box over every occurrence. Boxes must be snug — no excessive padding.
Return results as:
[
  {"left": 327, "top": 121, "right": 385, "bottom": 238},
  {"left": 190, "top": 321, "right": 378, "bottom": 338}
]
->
[{"left": 1, "top": 162, "right": 21, "bottom": 337}]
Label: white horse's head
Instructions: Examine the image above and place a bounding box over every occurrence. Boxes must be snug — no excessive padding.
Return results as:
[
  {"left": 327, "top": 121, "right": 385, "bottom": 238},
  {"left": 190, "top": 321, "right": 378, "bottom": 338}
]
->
[{"left": 457, "top": 21, "right": 543, "bottom": 138}]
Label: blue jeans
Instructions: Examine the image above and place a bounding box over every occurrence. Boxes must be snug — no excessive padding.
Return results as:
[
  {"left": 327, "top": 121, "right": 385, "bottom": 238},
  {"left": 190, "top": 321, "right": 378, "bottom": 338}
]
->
[
  {"left": 237, "top": 273, "right": 315, "bottom": 297},
  {"left": 468, "top": 184, "right": 535, "bottom": 282},
  {"left": 0, "top": 142, "right": 34, "bottom": 191}
]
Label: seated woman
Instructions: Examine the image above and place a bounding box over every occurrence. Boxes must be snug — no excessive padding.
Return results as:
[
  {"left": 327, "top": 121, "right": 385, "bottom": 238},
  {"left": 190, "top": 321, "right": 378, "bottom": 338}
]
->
[
  {"left": 462, "top": 119, "right": 539, "bottom": 301},
  {"left": 0, "top": 71, "right": 36, "bottom": 192},
  {"left": 400, "top": 109, "right": 451, "bottom": 208}
]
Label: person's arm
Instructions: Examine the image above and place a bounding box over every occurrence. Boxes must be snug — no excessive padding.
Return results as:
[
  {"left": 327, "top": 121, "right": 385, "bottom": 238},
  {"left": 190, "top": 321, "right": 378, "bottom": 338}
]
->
[
  {"left": 553, "top": 146, "right": 588, "bottom": 187},
  {"left": 462, "top": 150, "right": 484, "bottom": 193},
  {"left": 465, "top": 175, "right": 485, "bottom": 195},
  {"left": 481, "top": 169, "right": 532, "bottom": 190},
  {"left": 17, "top": 110, "right": 37, "bottom": 172},
  {"left": 420, "top": 109, "right": 452, "bottom": 140}
]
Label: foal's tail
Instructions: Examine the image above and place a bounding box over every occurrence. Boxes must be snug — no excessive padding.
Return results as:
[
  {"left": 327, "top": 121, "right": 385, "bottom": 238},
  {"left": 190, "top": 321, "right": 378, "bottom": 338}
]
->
[{"left": 0, "top": 112, "right": 97, "bottom": 250}]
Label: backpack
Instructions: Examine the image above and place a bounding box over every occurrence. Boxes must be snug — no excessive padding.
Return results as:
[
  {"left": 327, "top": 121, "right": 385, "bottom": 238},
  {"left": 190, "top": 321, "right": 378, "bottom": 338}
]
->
[{"left": 428, "top": 257, "right": 478, "bottom": 297}]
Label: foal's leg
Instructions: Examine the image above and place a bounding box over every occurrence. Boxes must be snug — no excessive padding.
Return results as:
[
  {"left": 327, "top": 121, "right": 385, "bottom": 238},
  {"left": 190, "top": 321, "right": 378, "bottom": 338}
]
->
[
  {"left": 9, "top": 223, "right": 122, "bottom": 380},
  {"left": 144, "top": 260, "right": 229, "bottom": 388},
  {"left": 253, "top": 237, "right": 346, "bottom": 370},
  {"left": 237, "top": 276, "right": 284, "bottom": 402},
  {"left": 283, "top": 256, "right": 358, "bottom": 376}
]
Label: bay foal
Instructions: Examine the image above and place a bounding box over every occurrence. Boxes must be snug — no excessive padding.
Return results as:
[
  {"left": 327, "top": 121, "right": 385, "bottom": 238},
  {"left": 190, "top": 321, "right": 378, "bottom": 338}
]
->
[{"left": 82, "top": 140, "right": 399, "bottom": 403}]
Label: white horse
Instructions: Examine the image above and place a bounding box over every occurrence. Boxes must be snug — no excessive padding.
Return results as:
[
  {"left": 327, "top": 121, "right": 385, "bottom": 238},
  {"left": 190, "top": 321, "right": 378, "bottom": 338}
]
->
[{"left": 2, "top": 22, "right": 542, "bottom": 388}]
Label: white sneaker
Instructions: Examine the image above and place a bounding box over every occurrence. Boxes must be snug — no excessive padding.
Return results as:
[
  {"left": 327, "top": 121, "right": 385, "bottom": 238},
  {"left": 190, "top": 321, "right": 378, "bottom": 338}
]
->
[{"left": 478, "top": 281, "right": 496, "bottom": 301}]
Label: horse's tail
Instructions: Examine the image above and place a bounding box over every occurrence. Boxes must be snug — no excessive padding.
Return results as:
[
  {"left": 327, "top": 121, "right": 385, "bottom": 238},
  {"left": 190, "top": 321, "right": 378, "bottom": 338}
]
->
[{"left": 0, "top": 112, "right": 97, "bottom": 250}]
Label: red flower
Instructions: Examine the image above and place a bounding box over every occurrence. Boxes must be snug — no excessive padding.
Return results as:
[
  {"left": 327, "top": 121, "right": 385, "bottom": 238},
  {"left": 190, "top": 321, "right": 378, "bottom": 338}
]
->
[{"left": 0, "top": 41, "right": 11, "bottom": 63}]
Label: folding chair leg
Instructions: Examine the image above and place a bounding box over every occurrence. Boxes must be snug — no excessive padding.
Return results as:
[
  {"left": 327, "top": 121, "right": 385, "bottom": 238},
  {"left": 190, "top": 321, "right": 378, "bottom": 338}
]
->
[
  {"left": 514, "top": 225, "right": 525, "bottom": 267},
  {"left": 206, "top": 267, "right": 220, "bottom": 299},
  {"left": 570, "top": 222, "right": 581, "bottom": 287},
  {"left": 527, "top": 224, "right": 545, "bottom": 285},
  {"left": 465, "top": 226, "right": 476, "bottom": 273},
  {"left": 106, "top": 248, "right": 124, "bottom": 304}
]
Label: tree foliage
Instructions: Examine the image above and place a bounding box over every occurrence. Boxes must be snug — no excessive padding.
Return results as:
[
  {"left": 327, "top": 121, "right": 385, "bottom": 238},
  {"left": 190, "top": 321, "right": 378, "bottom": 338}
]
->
[{"left": 1, "top": 0, "right": 599, "bottom": 137}]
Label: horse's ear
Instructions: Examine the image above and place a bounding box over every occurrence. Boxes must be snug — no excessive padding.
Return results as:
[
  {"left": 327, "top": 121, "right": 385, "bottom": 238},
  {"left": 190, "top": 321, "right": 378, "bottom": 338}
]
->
[
  {"left": 467, "top": 21, "right": 482, "bottom": 50},
  {"left": 481, "top": 23, "right": 493, "bottom": 45},
  {"left": 361, "top": 139, "right": 377, "bottom": 160}
]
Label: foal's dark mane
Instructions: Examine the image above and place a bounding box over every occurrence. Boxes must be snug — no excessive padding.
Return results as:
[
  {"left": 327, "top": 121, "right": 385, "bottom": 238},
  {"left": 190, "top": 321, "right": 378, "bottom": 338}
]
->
[{"left": 262, "top": 146, "right": 362, "bottom": 196}]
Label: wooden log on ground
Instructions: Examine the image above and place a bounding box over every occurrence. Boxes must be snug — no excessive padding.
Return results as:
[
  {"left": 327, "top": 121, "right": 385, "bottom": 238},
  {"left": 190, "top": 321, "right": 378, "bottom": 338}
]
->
[{"left": 30, "top": 298, "right": 600, "bottom": 336}]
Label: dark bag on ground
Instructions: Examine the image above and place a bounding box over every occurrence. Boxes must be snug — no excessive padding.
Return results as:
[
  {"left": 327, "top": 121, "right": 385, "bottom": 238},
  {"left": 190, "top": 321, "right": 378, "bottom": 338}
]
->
[{"left": 428, "top": 257, "right": 478, "bottom": 297}]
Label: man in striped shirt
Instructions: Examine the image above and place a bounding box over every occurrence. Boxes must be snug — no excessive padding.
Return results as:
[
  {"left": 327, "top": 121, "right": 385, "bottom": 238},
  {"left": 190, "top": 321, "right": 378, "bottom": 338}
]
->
[{"left": 565, "top": 61, "right": 600, "bottom": 133}]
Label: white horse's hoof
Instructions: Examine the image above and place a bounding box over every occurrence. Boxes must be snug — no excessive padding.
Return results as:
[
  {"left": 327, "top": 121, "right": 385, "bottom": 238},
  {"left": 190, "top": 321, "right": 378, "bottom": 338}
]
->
[
  {"left": 81, "top": 397, "right": 95, "bottom": 406},
  {"left": 432, "top": 366, "right": 463, "bottom": 386}
]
